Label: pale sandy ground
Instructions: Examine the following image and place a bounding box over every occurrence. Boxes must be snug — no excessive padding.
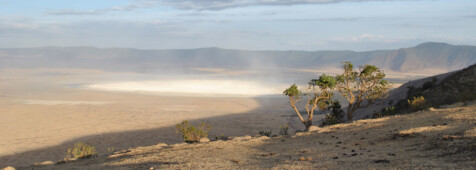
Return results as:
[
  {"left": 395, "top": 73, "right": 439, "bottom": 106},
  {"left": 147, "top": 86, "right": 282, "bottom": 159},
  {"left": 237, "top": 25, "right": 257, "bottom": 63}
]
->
[
  {"left": 26, "top": 101, "right": 476, "bottom": 169},
  {"left": 0, "top": 69, "right": 300, "bottom": 167}
]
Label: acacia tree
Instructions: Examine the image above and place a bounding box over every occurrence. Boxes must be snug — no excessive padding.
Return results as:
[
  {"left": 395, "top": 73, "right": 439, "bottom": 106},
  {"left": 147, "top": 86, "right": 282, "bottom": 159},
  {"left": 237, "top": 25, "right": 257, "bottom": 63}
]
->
[
  {"left": 336, "top": 61, "right": 391, "bottom": 121},
  {"left": 283, "top": 74, "right": 336, "bottom": 130}
]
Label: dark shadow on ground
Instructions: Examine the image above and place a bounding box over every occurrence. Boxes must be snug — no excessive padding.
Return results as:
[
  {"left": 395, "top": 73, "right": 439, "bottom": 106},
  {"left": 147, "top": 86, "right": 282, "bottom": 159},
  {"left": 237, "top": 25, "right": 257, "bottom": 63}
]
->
[
  {"left": 0, "top": 96, "right": 305, "bottom": 168},
  {"left": 60, "top": 103, "right": 474, "bottom": 169}
]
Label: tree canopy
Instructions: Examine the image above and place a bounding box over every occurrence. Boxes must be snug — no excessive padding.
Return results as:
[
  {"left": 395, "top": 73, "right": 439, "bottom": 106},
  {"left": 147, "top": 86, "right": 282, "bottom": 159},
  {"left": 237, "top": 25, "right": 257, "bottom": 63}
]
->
[
  {"left": 336, "top": 61, "right": 391, "bottom": 121},
  {"left": 283, "top": 74, "right": 337, "bottom": 130}
]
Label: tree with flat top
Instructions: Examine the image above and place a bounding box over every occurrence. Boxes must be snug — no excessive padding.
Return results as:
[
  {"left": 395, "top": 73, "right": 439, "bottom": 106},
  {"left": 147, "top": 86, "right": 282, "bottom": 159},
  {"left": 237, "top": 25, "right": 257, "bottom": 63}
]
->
[
  {"left": 283, "top": 74, "right": 336, "bottom": 130},
  {"left": 336, "top": 61, "right": 391, "bottom": 121}
]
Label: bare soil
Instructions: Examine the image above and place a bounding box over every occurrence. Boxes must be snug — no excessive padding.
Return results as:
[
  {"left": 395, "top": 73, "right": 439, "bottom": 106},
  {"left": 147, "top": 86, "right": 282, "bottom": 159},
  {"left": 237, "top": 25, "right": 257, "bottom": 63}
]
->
[{"left": 26, "top": 102, "right": 476, "bottom": 169}]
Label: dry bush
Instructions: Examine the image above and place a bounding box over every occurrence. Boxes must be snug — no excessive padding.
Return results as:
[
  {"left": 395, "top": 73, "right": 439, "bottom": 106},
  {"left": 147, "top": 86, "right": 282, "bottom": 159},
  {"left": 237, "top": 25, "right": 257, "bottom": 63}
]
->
[
  {"left": 279, "top": 124, "right": 289, "bottom": 135},
  {"left": 408, "top": 96, "right": 428, "bottom": 111},
  {"left": 175, "top": 120, "right": 211, "bottom": 143},
  {"left": 259, "top": 130, "right": 272, "bottom": 137},
  {"left": 65, "top": 142, "right": 97, "bottom": 160},
  {"left": 373, "top": 106, "right": 397, "bottom": 118}
]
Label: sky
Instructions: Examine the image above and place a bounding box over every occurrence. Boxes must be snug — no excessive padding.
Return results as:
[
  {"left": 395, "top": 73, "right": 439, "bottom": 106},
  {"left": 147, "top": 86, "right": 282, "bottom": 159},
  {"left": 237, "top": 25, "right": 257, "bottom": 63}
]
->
[{"left": 0, "top": 0, "right": 475, "bottom": 51}]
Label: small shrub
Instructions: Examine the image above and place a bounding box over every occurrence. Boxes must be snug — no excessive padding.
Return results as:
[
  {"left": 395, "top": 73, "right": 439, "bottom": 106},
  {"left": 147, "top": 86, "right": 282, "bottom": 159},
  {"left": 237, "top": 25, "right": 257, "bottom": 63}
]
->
[
  {"left": 321, "top": 101, "right": 344, "bottom": 126},
  {"left": 408, "top": 96, "right": 428, "bottom": 111},
  {"left": 279, "top": 124, "right": 289, "bottom": 135},
  {"left": 65, "top": 142, "right": 97, "bottom": 160},
  {"left": 259, "top": 130, "right": 272, "bottom": 137},
  {"left": 175, "top": 120, "right": 211, "bottom": 143},
  {"left": 321, "top": 113, "right": 340, "bottom": 126},
  {"left": 373, "top": 106, "right": 396, "bottom": 118},
  {"left": 215, "top": 134, "right": 228, "bottom": 141}
]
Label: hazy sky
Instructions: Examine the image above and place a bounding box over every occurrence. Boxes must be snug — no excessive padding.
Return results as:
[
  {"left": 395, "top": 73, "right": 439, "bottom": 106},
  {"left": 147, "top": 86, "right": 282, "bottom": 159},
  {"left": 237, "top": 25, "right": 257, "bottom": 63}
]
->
[{"left": 1, "top": 0, "right": 475, "bottom": 51}]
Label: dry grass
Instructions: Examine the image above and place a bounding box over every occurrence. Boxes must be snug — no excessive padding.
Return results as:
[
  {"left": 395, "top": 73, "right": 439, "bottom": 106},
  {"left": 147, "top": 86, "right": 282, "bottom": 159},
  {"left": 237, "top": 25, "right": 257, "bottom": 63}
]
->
[{"left": 28, "top": 101, "right": 476, "bottom": 169}]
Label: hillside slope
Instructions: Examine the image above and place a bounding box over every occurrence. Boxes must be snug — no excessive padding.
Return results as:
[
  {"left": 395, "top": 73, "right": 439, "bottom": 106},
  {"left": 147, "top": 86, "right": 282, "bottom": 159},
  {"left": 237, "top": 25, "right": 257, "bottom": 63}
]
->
[
  {"left": 26, "top": 102, "right": 476, "bottom": 169},
  {"left": 0, "top": 42, "right": 475, "bottom": 75},
  {"left": 424, "top": 63, "right": 476, "bottom": 106},
  {"left": 351, "top": 63, "right": 476, "bottom": 120}
]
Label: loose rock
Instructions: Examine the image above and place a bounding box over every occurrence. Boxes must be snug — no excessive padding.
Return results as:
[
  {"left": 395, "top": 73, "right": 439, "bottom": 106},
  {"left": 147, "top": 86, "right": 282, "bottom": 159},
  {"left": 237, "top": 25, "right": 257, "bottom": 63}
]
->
[
  {"left": 34, "top": 161, "right": 55, "bottom": 166},
  {"left": 2, "top": 166, "right": 15, "bottom": 170},
  {"left": 307, "top": 126, "right": 321, "bottom": 132},
  {"left": 232, "top": 135, "right": 252, "bottom": 141},
  {"left": 199, "top": 138, "right": 210, "bottom": 143}
]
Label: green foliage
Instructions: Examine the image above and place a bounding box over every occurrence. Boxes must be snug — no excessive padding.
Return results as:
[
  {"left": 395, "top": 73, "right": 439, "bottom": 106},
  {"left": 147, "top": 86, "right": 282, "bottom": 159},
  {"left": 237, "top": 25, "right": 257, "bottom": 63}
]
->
[
  {"left": 408, "top": 96, "right": 428, "bottom": 111},
  {"left": 317, "top": 97, "right": 330, "bottom": 110},
  {"left": 360, "top": 65, "right": 378, "bottom": 76},
  {"left": 321, "top": 101, "right": 344, "bottom": 126},
  {"left": 373, "top": 106, "right": 397, "bottom": 118},
  {"left": 283, "top": 84, "right": 301, "bottom": 98},
  {"left": 329, "top": 101, "right": 344, "bottom": 118},
  {"left": 284, "top": 74, "right": 336, "bottom": 130},
  {"left": 279, "top": 124, "right": 289, "bottom": 135},
  {"left": 336, "top": 61, "right": 358, "bottom": 83},
  {"left": 309, "top": 74, "right": 337, "bottom": 90},
  {"left": 175, "top": 120, "right": 211, "bottom": 143},
  {"left": 321, "top": 113, "right": 340, "bottom": 126},
  {"left": 336, "top": 61, "right": 391, "bottom": 121},
  {"left": 259, "top": 130, "right": 272, "bottom": 137},
  {"left": 65, "top": 142, "right": 97, "bottom": 160}
]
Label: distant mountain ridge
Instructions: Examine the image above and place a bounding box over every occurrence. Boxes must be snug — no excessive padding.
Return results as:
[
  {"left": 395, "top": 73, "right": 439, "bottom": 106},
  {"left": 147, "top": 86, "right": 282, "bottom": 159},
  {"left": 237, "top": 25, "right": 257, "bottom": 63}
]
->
[{"left": 0, "top": 42, "right": 475, "bottom": 74}]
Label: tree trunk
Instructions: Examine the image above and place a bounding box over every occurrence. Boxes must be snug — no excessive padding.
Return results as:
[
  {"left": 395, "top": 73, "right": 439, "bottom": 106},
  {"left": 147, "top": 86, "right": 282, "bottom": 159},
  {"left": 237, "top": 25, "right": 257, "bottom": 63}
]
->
[
  {"left": 347, "top": 103, "right": 353, "bottom": 121},
  {"left": 347, "top": 111, "right": 353, "bottom": 121},
  {"left": 303, "top": 120, "right": 312, "bottom": 131}
]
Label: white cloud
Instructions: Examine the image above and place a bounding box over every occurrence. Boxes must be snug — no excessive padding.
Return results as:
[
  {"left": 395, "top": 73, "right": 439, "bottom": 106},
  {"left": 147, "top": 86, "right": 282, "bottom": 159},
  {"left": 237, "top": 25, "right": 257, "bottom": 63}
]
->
[
  {"left": 47, "top": 9, "right": 105, "bottom": 15},
  {"left": 47, "top": 1, "right": 158, "bottom": 15},
  {"left": 46, "top": 0, "right": 423, "bottom": 15},
  {"left": 155, "top": 0, "right": 423, "bottom": 10}
]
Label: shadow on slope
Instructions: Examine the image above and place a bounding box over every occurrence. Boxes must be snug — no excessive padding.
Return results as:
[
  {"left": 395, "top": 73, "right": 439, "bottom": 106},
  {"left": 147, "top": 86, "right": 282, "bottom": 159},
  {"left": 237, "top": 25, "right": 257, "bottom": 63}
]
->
[
  {"left": 0, "top": 96, "right": 303, "bottom": 168},
  {"left": 40, "top": 101, "right": 476, "bottom": 169},
  {"left": 97, "top": 102, "right": 475, "bottom": 169}
]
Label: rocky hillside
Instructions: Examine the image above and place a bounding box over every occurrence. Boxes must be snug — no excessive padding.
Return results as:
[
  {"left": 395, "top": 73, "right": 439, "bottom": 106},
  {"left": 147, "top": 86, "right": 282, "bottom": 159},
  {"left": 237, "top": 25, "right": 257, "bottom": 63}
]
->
[
  {"left": 19, "top": 101, "right": 476, "bottom": 169},
  {"left": 424, "top": 63, "right": 476, "bottom": 106},
  {"left": 351, "top": 63, "right": 476, "bottom": 120}
]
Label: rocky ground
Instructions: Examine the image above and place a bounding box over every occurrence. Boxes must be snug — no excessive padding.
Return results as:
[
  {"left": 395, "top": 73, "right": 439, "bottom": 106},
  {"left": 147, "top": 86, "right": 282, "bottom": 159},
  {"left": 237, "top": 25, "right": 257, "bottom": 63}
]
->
[{"left": 13, "top": 101, "right": 475, "bottom": 170}]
